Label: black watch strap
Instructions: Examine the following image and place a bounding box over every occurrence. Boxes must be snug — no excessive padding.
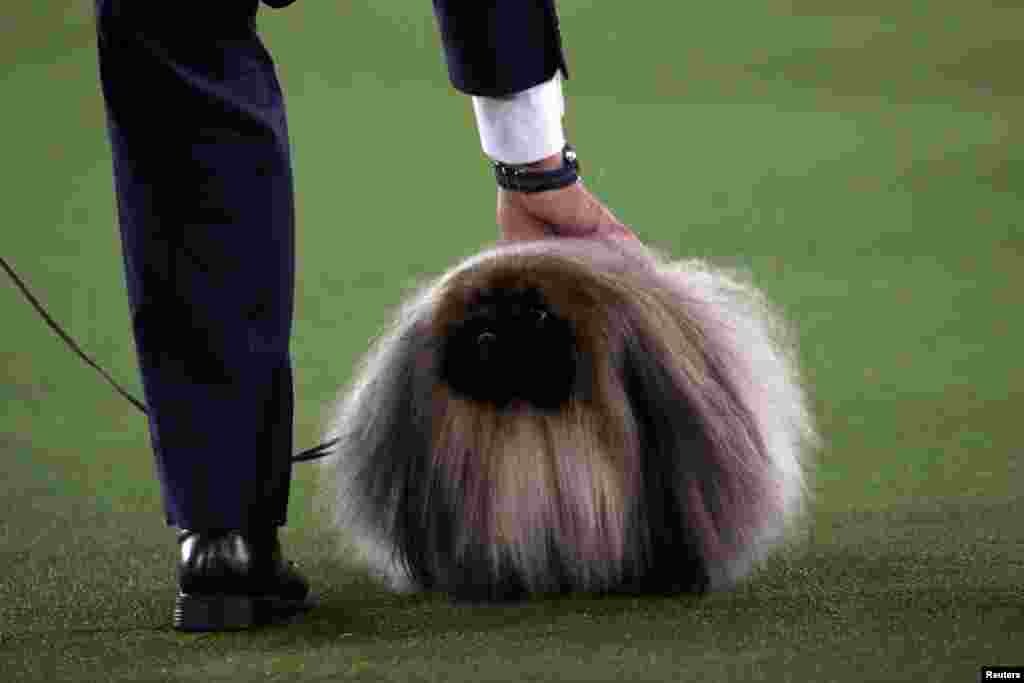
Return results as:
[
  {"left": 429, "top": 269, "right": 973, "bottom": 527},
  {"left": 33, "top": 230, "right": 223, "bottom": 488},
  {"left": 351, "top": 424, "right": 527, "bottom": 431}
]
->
[{"left": 493, "top": 144, "right": 580, "bottom": 193}]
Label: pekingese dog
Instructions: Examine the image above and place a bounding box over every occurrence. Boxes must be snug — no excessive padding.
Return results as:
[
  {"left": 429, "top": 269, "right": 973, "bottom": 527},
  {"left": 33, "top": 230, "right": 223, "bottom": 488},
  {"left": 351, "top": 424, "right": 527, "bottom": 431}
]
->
[{"left": 320, "top": 238, "right": 815, "bottom": 601}]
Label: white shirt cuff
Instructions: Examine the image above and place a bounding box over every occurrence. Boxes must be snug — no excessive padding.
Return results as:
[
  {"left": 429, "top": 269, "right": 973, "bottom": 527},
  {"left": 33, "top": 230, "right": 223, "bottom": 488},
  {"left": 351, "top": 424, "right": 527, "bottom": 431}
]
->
[{"left": 471, "top": 73, "right": 566, "bottom": 165}]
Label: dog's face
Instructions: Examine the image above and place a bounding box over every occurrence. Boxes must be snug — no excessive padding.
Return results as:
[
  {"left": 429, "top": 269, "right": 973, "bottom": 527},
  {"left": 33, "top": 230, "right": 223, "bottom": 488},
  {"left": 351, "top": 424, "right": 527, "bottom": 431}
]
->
[{"left": 438, "top": 286, "right": 577, "bottom": 411}]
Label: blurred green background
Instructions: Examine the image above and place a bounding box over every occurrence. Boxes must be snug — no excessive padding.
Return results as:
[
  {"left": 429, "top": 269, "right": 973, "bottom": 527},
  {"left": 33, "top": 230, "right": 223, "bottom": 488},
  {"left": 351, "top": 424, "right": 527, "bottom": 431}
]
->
[{"left": 1, "top": 1, "right": 1020, "bottom": 681}]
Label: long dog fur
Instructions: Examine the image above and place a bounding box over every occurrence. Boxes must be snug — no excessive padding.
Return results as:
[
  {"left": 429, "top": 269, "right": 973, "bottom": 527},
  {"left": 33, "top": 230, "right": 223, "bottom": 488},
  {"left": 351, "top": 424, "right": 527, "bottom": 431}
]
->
[{"left": 320, "top": 238, "right": 816, "bottom": 600}]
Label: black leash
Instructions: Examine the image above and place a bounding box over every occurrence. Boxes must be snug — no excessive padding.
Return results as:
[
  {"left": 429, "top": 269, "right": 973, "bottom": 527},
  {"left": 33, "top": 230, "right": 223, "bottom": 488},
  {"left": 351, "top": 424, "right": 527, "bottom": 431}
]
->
[{"left": 1, "top": 254, "right": 337, "bottom": 463}]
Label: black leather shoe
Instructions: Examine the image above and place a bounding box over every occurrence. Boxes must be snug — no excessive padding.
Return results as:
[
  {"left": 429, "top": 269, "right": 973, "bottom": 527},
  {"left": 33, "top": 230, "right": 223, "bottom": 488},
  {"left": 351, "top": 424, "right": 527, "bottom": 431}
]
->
[{"left": 173, "top": 529, "right": 314, "bottom": 632}]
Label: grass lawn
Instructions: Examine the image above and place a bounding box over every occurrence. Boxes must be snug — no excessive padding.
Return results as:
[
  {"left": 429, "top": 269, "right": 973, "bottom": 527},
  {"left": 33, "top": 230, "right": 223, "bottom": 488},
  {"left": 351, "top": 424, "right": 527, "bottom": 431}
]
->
[{"left": 1, "top": 1, "right": 1020, "bottom": 680}]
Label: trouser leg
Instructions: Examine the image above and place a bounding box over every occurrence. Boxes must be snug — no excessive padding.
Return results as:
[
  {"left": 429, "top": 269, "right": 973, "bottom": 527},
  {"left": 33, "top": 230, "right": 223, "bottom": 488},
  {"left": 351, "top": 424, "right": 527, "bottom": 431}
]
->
[{"left": 95, "top": 0, "right": 295, "bottom": 530}]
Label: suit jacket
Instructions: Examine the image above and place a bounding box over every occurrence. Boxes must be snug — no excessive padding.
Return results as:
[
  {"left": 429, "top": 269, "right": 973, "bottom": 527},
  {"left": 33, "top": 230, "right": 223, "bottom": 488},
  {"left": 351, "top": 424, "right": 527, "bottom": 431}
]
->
[
  {"left": 431, "top": 0, "right": 568, "bottom": 97},
  {"left": 264, "top": 0, "right": 568, "bottom": 97}
]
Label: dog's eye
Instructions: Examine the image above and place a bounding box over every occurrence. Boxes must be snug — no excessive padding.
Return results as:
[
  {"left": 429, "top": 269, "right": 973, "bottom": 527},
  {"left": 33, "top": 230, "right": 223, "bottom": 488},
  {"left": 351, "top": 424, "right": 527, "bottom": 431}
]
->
[
  {"left": 533, "top": 308, "right": 548, "bottom": 325},
  {"left": 476, "top": 331, "right": 498, "bottom": 360}
]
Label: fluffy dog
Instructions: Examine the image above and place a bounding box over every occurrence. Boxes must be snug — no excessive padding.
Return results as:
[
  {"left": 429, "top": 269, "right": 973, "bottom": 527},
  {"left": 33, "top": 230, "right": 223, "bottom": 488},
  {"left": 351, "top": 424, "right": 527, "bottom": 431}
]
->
[{"left": 320, "top": 238, "right": 815, "bottom": 601}]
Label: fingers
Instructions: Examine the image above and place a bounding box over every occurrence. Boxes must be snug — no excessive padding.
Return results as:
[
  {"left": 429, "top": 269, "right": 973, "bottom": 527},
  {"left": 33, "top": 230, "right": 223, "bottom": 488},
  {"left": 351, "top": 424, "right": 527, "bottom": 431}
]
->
[
  {"left": 548, "top": 186, "right": 635, "bottom": 241},
  {"left": 497, "top": 189, "right": 555, "bottom": 242},
  {"left": 498, "top": 181, "right": 640, "bottom": 244},
  {"left": 498, "top": 211, "right": 551, "bottom": 242},
  {"left": 543, "top": 184, "right": 604, "bottom": 238}
]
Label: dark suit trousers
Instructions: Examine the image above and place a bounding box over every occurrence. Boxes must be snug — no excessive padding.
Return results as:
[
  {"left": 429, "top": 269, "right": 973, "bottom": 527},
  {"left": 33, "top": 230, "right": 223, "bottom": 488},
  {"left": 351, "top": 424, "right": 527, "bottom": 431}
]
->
[
  {"left": 95, "top": 0, "right": 294, "bottom": 530},
  {"left": 94, "top": 0, "right": 566, "bottom": 532}
]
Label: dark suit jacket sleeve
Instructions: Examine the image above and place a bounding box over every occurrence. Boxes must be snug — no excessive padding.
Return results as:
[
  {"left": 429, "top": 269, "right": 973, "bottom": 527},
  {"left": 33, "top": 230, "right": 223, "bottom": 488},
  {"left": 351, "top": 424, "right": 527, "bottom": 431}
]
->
[{"left": 432, "top": 0, "right": 568, "bottom": 97}]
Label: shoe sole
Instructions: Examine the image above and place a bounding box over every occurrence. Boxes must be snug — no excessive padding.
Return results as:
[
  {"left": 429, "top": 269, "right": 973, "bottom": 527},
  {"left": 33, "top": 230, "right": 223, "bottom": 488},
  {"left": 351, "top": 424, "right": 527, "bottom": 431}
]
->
[{"left": 173, "top": 592, "right": 315, "bottom": 632}]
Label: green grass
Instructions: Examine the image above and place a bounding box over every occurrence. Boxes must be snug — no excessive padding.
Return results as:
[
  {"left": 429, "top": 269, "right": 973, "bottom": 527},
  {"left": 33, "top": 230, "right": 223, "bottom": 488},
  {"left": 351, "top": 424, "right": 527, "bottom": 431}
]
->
[{"left": 1, "top": 1, "right": 1021, "bottom": 681}]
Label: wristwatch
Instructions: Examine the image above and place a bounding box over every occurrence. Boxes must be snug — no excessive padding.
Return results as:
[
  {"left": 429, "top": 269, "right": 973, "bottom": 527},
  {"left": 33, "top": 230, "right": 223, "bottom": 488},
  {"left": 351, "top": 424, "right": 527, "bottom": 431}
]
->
[{"left": 493, "top": 144, "right": 580, "bottom": 194}]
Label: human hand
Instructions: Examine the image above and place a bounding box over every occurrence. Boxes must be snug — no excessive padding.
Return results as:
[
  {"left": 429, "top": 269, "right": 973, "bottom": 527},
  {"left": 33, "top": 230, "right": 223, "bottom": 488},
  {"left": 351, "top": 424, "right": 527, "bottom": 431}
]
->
[{"left": 495, "top": 153, "right": 638, "bottom": 243}]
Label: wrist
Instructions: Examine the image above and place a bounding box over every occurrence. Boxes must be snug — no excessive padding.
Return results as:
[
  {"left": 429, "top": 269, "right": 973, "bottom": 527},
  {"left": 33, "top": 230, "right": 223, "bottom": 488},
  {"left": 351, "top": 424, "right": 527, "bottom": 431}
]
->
[{"left": 522, "top": 151, "right": 564, "bottom": 172}]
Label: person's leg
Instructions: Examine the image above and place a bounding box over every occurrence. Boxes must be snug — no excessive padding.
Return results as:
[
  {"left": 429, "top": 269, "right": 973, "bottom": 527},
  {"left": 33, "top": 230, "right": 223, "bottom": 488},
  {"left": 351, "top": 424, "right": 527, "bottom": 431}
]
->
[{"left": 95, "top": 0, "right": 295, "bottom": 533}]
